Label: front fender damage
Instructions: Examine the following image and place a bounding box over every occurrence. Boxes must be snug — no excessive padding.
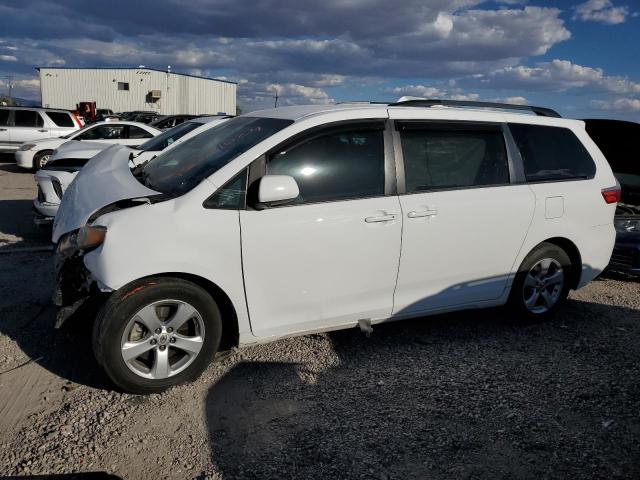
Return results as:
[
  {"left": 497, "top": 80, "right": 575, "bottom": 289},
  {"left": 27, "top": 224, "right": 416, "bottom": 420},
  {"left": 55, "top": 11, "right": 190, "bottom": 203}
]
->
[{"left": 53, "top": 251, "right": 112, "bottom": 328}]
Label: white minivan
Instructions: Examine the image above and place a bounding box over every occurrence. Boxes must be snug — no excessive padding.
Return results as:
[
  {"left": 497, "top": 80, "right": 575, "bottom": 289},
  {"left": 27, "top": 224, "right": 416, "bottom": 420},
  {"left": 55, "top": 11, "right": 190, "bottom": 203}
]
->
[{"left": 52, "top": 100, "right": 619, "bottom": 394}]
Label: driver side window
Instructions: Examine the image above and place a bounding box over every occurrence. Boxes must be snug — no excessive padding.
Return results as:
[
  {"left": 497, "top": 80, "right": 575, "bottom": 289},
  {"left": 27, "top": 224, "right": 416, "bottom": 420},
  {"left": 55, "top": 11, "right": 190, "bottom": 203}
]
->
[{"left": 267, "top": 127, "right": 386, "bottom": 205}]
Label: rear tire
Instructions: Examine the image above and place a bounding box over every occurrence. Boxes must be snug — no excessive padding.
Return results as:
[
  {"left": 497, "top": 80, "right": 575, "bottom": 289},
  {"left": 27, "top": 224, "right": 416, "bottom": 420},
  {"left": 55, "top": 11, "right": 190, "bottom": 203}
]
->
[
  {"left": 509, "top": 242, "right": 572, "bottom": 321},
  {"left": 33, "top": 150, "right": 53, "bottom": 170},
  {"left": 92, "top": 277, "right": 222, "bottom": 394}
]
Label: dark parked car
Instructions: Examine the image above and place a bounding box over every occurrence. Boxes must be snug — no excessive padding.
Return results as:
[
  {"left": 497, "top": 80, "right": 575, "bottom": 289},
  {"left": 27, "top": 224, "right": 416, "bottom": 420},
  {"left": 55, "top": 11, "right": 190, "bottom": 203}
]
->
[
  {"left": 149, "top": 114, "right": 198, "bottom": 130},
  {"left": 585, "top": 119, "right": 640, "bottom": 275}
]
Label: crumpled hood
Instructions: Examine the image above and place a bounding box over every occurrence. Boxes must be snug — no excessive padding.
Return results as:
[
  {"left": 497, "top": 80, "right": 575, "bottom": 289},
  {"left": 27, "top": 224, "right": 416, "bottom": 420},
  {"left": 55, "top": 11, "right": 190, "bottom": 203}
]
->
[
  {"left": 51, "top": 140, "right": 114, "bottom": 161},
  {"left": 52, "top": 144, "right": 160, "bottom": 243}
]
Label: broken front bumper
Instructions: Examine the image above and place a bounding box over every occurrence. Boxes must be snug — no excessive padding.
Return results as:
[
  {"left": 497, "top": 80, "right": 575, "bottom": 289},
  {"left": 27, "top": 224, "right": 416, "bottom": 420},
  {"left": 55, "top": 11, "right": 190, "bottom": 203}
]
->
[{"left": 53, "top": 251, "right": 96, "bottom": 328}]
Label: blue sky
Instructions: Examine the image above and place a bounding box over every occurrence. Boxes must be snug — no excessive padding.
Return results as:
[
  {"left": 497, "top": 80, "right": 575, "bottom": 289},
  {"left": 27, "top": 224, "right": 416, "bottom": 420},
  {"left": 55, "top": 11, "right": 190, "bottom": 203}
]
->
[{"left": 0, "top": 0, "right": 638, "bottom": 119}]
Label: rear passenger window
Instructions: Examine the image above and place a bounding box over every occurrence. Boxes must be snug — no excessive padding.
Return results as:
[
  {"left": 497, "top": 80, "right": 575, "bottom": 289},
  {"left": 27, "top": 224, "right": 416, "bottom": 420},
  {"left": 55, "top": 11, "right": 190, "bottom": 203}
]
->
[
  {"left": 128, "top": 126, "right": 153, "bottom": 139},
  {"left": 46, "top": 111, "right": 74, "bottom": 127},
  {"left": 267, "top": 127, "right": 385, "bottom": 204},
  {"left": 0, "top": 110, "right": 8, "bottom": 126},
  {"left": 509, "top": 123, "right": 596, "bottom": 182},
  {"left": 14, "top": 110, "right": 43, "bottom": 127},
  {"left": 78, "top": 125, "right": 126, "bottom": 140},
  {"left": 399, "top": 124, "right": 509, "bottom": 192}
]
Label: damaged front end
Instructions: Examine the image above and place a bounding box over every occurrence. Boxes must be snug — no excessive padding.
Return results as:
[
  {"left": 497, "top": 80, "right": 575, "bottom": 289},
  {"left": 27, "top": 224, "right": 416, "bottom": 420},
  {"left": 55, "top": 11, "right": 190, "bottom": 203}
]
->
[{"left": 53, "top": 225, "right": 110, "bottom": 328}]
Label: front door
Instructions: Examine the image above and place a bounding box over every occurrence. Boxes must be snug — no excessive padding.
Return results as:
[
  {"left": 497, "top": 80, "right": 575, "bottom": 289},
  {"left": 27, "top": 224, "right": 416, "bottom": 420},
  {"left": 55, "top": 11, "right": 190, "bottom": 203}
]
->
[
  {"left": 391, "top": 121, "right": 535, "bottom": 316},
  {"left": 240, "top": 123, "right": 403, "bottom": 338}
]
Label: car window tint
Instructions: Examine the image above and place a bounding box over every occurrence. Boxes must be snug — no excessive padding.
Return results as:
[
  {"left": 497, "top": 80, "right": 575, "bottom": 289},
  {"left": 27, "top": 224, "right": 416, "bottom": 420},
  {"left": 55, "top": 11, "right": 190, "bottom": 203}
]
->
[
  {"left": 267, "top": 128, "right": 385, "bottom": 204},
  {"left": 0, "top": 110, "right": 8, "bottom": 126},
  {"left": 204, "top": 168, "right": 248, "bottom": 209},
  {"left": 78, "top": 125, "right": 126, "bottom": 140},
  {"left": 139, "top": 121, "right": 202, "bottom": 151},
  {"left": 14, "top": 110, "right": 42, "bottom": 127},
  {"left": 46, "top": 111, "right": 74, "bottom": 127},
  {"left": 509, "top": 123, "right": 596, "bottom": 182},
  {"left": 399, "top": 126, "right": 509, "bottom": 192},
  {"left": 128, "top": 126, "right": 153, "bottom": 139}
]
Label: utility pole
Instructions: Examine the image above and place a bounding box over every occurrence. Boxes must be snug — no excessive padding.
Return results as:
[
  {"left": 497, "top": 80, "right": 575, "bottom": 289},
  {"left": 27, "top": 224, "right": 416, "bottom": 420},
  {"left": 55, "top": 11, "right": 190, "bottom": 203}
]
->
[
  {"left": 5, "top": 75, "right": 14, "bottom": 105},
  {"left": 273, "top": 86, "right": 279, "bottom": 108}
]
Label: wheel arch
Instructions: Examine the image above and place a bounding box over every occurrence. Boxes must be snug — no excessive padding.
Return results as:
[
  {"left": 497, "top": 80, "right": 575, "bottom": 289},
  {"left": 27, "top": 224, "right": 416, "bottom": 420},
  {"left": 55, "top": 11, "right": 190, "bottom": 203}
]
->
[
  {"left": 529, "top": 237, "right": 583, "bottom": 289},
  {"left": 123, "top": 272, "right": 240, "bottom": 351},
  {"left": 34, "top": 148, "right": 54, "bottom": 169}
]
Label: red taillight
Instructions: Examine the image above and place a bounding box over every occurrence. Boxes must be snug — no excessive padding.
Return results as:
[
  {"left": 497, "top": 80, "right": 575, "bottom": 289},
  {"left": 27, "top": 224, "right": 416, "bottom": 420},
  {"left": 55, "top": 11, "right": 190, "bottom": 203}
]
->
[{"left": 601, "top": 185, "right": 621, "bottom": 204}]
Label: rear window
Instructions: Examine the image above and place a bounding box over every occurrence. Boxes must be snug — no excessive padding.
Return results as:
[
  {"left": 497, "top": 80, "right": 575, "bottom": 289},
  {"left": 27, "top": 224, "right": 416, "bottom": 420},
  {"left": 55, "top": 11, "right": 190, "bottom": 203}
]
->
[
  {"left": 509, "top": 123, "right": 596, "bottom": 182},
  {"left": 139, "top": 121, "right": 203, "bottom": 151},
  {"left": 46, "top": 111, "right": 74, "bottom": 127},
  {"left": 14, "top": 110, "right": 43, "bottom": 128},
  {"left": 140, "top": 116, "right": 293, "bottom": 197},
  {"left": 128, "top": 125, "right": 153, "bottom": 139}
]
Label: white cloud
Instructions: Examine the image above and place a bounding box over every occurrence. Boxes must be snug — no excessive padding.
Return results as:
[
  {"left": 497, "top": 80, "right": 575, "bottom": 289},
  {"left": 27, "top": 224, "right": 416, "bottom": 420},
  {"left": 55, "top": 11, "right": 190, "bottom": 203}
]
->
[
  {"left": 468, "top": 59, "right": 640, "bottom": 94},
  {"left": 502, "top": 96, "right": 528, "bottom": 105},
  {"left": 389, "top": 85, "right": 481, "bottom": 101},
  {"left": 238, "top": 80, "right": 334, "bottom": 111},
  {"left": 0, "top": 55, "right": 17, "bottom": 61},
  {"left": 573, "top": 0, "right": 630, "bottom": 25},
  {"left": 591, "top": 97, "right": 640, "bottom": 111}
]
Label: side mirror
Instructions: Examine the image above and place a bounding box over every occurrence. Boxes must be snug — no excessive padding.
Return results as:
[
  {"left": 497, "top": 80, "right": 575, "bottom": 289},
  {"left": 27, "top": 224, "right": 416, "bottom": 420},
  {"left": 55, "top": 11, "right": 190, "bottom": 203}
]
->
[{"left": 258, "top": 175, "right": 300, "bottom": 205}]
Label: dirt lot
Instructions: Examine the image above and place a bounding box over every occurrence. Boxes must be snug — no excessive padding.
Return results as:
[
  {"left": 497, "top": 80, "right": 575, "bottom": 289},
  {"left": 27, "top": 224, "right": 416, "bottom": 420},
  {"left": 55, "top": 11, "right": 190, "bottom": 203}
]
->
[{"left": 0, "top": 159, "right": 639, "bottom": 479}]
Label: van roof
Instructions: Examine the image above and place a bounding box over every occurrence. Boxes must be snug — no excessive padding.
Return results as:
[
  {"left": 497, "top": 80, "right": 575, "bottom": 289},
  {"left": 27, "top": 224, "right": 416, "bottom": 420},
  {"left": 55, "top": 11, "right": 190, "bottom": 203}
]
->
[{"left": 247, "top": 100, "right": 583, "bottom": 128}]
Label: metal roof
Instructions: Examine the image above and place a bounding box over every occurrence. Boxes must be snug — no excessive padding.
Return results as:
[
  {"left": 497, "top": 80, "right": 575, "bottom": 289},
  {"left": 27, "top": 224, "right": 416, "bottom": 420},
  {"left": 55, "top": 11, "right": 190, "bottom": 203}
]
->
[{"left": 35, "top": 66, "right": 237, "bottom": 85}]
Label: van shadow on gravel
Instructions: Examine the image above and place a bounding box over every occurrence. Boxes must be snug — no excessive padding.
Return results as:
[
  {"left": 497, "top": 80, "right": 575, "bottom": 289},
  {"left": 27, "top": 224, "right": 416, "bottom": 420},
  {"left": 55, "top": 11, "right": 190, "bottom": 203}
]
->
[{"left": 205, "top": 299, "right": 640, "bottom": 480}]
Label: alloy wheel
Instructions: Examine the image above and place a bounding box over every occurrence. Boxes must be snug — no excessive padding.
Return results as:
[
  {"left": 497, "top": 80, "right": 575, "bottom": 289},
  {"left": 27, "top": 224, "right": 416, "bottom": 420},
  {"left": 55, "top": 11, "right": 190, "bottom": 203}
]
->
[
  {"left": 522, "top": 258, "right": 565, "bottom": 314},
  {"left": 120, "top": 299, "right": 205, "bottom": 379}
]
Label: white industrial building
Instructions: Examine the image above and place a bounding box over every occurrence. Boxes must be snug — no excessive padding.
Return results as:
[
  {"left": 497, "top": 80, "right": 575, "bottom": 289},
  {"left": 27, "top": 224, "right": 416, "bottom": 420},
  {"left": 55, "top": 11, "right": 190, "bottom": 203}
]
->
[{"left": 38, "top": 67, "right": 236, "bottom": 115}]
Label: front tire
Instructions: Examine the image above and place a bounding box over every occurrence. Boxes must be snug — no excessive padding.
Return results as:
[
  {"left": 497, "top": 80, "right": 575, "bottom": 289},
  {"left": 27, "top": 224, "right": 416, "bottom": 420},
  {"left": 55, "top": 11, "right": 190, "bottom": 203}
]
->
[
  {"left": 92, "top": 277, "right": 222, "bottom": 394},
  {"left": 509, "top": 242, "right": 572, "bottom": 321},
  {"left": 33, "top": 150, "right": 53, "bottom": 170}
]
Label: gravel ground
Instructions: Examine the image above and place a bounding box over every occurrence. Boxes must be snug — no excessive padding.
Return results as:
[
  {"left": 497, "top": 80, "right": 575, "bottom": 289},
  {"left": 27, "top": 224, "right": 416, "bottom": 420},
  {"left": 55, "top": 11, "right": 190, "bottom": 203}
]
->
[{"left": 0, "top": 163, "right": 639, "bottom": 479}]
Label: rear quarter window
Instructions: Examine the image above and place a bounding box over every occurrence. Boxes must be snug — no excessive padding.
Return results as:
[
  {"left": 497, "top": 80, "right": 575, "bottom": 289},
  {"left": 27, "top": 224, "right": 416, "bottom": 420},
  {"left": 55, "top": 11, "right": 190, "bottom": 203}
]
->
[
  {"left": 509, "top": 123, "right": 596, "bottom": 182},
  {"left": 46, "top": 111, "right": 74, "bottom": 127},
  {"left": 0, "top": 109, "right": 8, "bottom": 126}
]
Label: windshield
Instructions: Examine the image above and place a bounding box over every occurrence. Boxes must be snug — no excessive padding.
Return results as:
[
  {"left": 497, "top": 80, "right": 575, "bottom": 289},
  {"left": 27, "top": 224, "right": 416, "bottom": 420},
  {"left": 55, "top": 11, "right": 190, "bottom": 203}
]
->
[
  {"left": 139, "top": 116, "right": 293, "bottom": 196},
  {"left": 138, "top": 121, "right": 203, "bottom": 152}
]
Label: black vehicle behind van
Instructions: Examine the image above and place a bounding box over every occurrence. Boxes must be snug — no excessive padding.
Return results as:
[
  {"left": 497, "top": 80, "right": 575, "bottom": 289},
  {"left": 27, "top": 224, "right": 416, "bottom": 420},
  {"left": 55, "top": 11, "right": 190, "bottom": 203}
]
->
[{"left": 585, "top": 119, "right": 640, "bottom": 274}]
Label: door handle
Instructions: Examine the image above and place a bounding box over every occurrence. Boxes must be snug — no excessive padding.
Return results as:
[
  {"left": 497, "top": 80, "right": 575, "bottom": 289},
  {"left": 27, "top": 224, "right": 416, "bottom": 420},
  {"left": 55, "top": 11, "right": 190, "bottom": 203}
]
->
[
  {"left": 0, "top": 128, "right": 6, "bottom": 131},
  {"left": 407, "top": 208, "right": 437, "bottom": 218},
  {"left": 365, "top": 214, "right": 396, "bottom": 223},
  {"left": 38, "top": 129, "right": 48, "bottom": 132}
]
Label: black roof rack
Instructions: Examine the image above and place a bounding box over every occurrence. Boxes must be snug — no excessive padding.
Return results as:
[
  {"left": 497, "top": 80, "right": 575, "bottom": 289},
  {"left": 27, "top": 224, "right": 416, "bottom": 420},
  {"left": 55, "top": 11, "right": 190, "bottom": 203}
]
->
[{"left": 388, "top": 99, "right": 561, "bottom": 118}]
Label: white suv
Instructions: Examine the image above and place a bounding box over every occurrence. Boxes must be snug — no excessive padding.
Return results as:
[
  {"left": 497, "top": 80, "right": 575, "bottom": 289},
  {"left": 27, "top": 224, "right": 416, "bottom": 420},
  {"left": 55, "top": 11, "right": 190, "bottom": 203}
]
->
[
  {"left": 0, "top": 106, "right": 81, "bottom": 156},
  {"left": 52, "top": 100, "right": 619, "bottom": 394}
]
